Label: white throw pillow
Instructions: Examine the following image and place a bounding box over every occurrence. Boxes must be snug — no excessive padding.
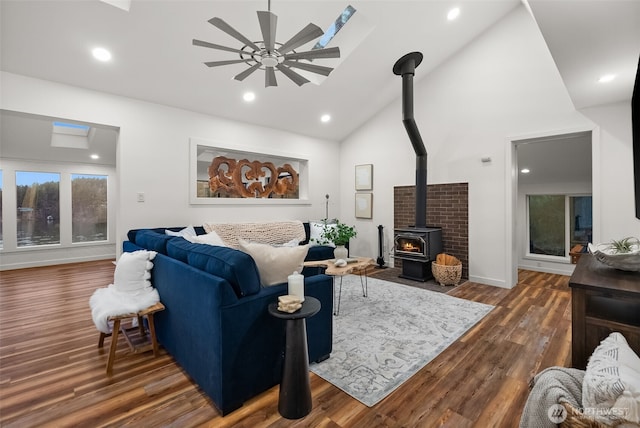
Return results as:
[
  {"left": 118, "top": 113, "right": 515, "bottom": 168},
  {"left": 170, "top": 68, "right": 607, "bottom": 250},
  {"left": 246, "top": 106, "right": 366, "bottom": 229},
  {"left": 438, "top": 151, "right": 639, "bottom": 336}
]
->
[
  {"left": 277, "top": 238, "right": 301, "bottom": 247},
  {"left": 237, "top": 239, "right": 309, "bottom": 286},
  {"left": 186, "top": 230, "right": 227, "bottom": 247},
  {"left": 165, "top": 225, "right": 197, "bottom": 239},
  {"left": 309, "top": 221, "right": 335, "bottom": 247},
  {"left": 113, "top": 250, "right": 157, "bottom": 294},
  {"left": 583, "top": 332, "right": 640, "bottom": 424}
]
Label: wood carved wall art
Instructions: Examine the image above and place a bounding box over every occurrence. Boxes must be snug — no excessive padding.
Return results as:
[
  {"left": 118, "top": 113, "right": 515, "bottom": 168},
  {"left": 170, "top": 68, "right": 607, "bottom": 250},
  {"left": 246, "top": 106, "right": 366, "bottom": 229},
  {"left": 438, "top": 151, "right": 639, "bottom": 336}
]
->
[
  {"left": 207, "top": 155, "right": 299, "bottom": 198},
  {"left": 190, "top": 139, "right": 308, "bottom": 204}
]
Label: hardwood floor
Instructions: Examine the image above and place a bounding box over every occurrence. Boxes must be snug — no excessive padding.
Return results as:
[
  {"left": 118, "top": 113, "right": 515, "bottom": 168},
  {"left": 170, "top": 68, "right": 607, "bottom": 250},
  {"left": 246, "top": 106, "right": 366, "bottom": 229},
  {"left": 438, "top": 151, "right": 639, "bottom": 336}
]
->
[{"left": 0, "top": 260, "right": 572, "bottom": 427}]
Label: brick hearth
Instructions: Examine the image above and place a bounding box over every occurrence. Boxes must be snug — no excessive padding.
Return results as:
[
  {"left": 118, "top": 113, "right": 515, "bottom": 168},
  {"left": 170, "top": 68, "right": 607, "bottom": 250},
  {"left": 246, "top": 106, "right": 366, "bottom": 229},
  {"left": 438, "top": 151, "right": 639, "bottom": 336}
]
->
[{"left": 394, "top": 183, "right": 469, "bottom": 279}]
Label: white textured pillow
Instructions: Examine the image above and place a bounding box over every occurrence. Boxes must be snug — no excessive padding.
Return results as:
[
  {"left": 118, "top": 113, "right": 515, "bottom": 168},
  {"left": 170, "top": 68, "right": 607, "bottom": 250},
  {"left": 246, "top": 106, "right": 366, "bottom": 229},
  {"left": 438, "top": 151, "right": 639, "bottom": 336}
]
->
[
  {"left": 309, "top": 221, "right": 335, "bottom": 247},
  {"left": 583, "top": 332, "right": 640, "bottom": 424},
  {"left": 113, "top": 250, "right": 157, "bottom": 294},
  {"left": 165, "top": 225, "right": 197, "bottom": 238},
  {"left": 237, "top": 239, "right": 309, "bottom": 286},
  {"left": 186, "top": 230, "right": 227, "bottom": 247}
]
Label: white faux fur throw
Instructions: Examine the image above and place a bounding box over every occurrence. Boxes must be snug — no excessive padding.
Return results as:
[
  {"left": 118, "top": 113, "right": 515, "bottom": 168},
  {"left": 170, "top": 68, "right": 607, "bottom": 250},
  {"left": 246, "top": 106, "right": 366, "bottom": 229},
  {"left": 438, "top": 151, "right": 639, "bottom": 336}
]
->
[{"left": 90, "top": 285, "right": 160, "bottom": 334}]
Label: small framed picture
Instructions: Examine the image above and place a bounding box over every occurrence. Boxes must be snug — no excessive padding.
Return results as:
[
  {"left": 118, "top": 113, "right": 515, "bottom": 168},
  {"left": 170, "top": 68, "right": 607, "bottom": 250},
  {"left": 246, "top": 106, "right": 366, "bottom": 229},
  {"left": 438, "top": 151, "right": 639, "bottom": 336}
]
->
[
  {"left": 355, "top": 193, "right": 373, "bottom": 219},
  {"left": 355, "top": 164, "right": 373, "bottom": 191}
]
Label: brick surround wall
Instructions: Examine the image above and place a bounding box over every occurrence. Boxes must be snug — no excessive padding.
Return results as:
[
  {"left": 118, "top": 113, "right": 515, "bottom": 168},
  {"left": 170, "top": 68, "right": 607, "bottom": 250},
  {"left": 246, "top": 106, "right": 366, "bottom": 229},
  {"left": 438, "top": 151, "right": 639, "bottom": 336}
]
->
[{"left": 394, "top": 183, "right": 469, "bottom": 279}]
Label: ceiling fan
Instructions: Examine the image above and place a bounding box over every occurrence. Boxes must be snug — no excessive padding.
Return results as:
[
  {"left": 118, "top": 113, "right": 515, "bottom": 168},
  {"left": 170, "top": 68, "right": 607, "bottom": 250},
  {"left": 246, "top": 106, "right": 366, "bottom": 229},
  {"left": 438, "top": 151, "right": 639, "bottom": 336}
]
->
[{"left": 193, "top": 0, "right": 341, "bottom": 88}]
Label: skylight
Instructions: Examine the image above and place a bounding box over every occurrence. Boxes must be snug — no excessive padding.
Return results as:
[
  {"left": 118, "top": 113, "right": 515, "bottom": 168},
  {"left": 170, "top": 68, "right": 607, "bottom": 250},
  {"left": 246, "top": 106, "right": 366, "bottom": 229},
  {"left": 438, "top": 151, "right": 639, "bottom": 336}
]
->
[
  {"left": 53, "top": 121, "right": 91, "bottom": 136},
  {"left": 313, "top": 5, "right": 357, "bottom": 50},
  {"left": 51, "top": 121, "right": 93, "bottom": 149}
]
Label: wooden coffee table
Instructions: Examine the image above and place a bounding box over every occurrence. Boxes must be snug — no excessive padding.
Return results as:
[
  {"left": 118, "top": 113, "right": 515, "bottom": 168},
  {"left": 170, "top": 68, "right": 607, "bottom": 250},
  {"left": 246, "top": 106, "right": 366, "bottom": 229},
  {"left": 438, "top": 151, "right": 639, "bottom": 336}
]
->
[{"left": 303, "top": 257, "right": 375, "bottom": 315}]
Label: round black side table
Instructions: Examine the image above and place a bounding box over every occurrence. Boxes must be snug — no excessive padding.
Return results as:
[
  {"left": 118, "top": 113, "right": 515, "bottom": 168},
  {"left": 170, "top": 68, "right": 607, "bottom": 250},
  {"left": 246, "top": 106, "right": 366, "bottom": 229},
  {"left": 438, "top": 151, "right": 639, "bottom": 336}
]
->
[{"left": 268, "top": 296, "right": 321, "bottom": 420}]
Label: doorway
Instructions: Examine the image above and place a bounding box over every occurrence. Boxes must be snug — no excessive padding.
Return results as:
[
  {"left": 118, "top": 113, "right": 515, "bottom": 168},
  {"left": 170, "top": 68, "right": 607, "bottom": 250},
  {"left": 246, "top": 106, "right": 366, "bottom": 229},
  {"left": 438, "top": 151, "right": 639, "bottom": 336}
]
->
[{"left": 506, "top": 127, "right": 598, "bottom": 287}]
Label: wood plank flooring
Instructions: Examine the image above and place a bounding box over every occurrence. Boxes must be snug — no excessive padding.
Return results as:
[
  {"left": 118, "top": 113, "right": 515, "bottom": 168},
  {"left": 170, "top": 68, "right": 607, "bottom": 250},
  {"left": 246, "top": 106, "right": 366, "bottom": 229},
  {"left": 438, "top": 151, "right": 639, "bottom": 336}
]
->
[{"left": 0, "top": 260, "right": 572, "bottom": 427}]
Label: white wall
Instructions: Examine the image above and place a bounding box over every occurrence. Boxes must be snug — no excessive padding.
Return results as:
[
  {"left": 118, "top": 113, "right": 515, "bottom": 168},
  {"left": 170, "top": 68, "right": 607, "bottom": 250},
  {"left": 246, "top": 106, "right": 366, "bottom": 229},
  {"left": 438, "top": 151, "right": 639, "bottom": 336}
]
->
[
  {"left": 339, "top": 5, "right": 638, "bottom": 287},
  {"left": 1, "top": 72, "right": 341, "bottom": 267},
  {"left": 579, "top": 101, "right": 639, "bottom": 242}
]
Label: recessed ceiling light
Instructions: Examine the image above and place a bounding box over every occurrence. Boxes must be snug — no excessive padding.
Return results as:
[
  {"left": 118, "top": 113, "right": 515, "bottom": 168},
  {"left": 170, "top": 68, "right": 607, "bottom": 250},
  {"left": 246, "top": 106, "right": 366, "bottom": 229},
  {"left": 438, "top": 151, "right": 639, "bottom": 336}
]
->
[
  {"left": 598, "top": 74, "right": 616, "bottom": 83},
  {"left": 92, "top": 47, "right": 112, "bottom": 62},
  {"left": 520, "top": 168, "right": 530, "bottom": 174},
  {"left": 447, "top": 7, "right": 460, "bottom": 21},
  {"left": 90, "top": 154, "right": 100, "bottom": 160},
  {"left": 320, "top": 114, "right": 331, "bottom": 123},
  {"left": 243, "top": 92, "right": 256, "bottom": 102}
]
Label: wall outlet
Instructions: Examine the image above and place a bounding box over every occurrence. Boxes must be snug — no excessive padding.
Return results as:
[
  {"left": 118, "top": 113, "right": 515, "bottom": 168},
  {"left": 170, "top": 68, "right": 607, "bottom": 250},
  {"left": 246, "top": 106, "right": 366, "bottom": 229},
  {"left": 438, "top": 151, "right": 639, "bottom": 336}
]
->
[{"left": 137, "top": 192, "right": 145, "bottom": 202}]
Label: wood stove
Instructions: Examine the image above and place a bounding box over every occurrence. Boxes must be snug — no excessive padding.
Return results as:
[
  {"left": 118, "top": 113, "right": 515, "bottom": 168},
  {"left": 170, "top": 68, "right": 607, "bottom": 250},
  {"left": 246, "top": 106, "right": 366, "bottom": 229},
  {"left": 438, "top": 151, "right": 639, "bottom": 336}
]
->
[
  {"left": 394, "top": 227, "right": 442, "bottom": 281},
  {"left": 393, "top": 52, "right": 445, "bottom": 281}
]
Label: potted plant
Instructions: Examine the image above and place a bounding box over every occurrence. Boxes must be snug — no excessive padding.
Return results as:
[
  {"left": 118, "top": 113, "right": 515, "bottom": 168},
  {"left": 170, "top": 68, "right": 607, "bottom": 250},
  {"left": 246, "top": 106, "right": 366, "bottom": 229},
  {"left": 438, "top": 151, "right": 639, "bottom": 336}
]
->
[{"left": 316, "top": 220, "right": 357, "bottom": 260}]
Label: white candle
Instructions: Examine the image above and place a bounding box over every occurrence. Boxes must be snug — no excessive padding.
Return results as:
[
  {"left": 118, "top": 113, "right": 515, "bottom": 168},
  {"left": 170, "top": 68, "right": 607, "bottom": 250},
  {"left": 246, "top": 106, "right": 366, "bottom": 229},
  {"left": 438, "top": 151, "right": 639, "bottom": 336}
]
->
[{"left": 287, "top": 271, "right": 305, "bottom": 302}]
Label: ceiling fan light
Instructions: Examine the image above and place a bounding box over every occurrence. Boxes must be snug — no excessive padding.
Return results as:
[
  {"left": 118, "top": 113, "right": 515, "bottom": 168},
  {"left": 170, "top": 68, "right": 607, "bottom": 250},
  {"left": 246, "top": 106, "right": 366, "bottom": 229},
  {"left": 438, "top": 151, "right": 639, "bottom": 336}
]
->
[
  {"left": 243, "top": 92, "right": 256, "bottom": 102},
  {"left": 320, "top": 114, "right": 331, "bottom": 123},
  {"left": 261, "top": 55, "right": 279, "bottom": 67}
]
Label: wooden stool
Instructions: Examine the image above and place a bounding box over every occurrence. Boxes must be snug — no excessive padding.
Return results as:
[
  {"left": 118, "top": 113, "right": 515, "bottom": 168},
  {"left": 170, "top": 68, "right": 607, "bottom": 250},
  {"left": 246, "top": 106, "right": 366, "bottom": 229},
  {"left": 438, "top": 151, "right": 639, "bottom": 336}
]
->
[{"left": 98, "top": 302, "right": 165, "bottom": 374}]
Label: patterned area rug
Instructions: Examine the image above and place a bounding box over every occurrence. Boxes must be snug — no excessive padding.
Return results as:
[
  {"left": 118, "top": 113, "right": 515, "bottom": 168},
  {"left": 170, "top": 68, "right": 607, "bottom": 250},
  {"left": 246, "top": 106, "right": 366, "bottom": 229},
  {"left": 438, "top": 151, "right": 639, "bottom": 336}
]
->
[{"left": 309, "top": 275, "right": 494, "bottom": 407}]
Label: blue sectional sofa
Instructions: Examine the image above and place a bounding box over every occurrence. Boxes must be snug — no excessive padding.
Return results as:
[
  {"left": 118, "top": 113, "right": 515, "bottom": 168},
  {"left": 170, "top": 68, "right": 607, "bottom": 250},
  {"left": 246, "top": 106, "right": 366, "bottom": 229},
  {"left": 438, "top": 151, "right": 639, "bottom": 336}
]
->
[{"left": 124, "top": 226, "right": 334, "bottom": 415}]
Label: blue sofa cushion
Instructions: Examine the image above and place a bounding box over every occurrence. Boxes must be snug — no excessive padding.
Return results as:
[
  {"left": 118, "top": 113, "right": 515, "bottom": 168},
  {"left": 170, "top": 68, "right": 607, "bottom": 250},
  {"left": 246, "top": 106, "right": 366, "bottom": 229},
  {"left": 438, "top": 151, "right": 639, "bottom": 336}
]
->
[
  {"left": 127, "top": 226, "right": 206, "bottom": 243},
  {"left": 166, "top": 238, "right": 261, "bottom": 297},
  {"left": 306, "top": 245, "right": 335, "bottom": 261},
  {"left": 134, "top": 230, "right": 175, "bottom": 254}
]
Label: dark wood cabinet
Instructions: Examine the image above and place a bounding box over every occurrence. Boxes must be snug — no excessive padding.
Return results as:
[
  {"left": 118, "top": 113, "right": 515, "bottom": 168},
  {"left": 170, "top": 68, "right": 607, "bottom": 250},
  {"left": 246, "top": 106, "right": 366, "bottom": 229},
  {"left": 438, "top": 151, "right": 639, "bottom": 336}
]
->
[{"left": 569, "top": 254, "right": 640, "bottom": 369}]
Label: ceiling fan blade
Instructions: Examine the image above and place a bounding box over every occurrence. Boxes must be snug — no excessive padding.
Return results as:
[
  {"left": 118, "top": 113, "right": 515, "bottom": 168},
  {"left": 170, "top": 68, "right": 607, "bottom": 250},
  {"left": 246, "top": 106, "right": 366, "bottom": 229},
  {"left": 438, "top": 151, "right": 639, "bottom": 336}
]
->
[
  {"left": 234, "top": 63, "right": 262, "bottom": 82},
  {"left": 265, "top": 67, "right": 278, "bottom": 87},
  {"left": 257, "top": 11, "right": 277, "bottom": 52},
  {"left": 204, "top": 59, "right": 251, "bottom": 67},
  {"left": 278, "top": 23, "right": 324, "bottom": 54},
  {"left": 283, "top": 60, "right": 333, "bottom": 76},
  {"left": 192, "top": 39, "right": 247, "bottom": 55},
  {"left": 276, "top": 65, "right": 310, "bottom": 87},
  {"left": 208, "top": 17, "right": 261, "bottom": 51},
  {"left": 284, "top": 46, "right": 340, "bottom": 61}
]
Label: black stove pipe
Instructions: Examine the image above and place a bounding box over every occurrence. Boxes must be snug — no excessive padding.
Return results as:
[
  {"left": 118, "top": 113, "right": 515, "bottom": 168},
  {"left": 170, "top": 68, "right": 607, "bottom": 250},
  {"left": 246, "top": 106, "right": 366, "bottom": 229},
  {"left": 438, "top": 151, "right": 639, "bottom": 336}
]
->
[{"left": 393, "top": 52, "right": 427, "bottom": 229}]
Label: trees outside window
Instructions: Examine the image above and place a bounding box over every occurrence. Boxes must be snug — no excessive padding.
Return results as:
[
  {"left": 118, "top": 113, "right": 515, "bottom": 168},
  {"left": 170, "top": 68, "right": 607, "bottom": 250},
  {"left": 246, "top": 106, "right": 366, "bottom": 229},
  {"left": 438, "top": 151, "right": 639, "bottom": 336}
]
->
[
  {"left": 16, "top": 171, "right": 60, "bottom": 247},
  {"left": 528, "top": 194, "right": 592, "bottom": 259},
  {"left": 72, "top": 174, "right": 107, "bottom": 243}
]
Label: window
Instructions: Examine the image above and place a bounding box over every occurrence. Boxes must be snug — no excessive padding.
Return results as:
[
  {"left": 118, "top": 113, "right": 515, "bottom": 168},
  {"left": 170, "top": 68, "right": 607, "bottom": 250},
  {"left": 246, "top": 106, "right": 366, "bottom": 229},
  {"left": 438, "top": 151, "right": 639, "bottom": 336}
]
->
[
  {"left": 527, "top": 194, "right": 592, "bottom": 259},
  {"left": 16, "top": 171, "right": 60, "bottom": 247},
  {"left": 0, "top": 170, "right": 3, "bottom": 249},
  {"left": 72, "top": 174, "right": 108, "bottom": 243}
]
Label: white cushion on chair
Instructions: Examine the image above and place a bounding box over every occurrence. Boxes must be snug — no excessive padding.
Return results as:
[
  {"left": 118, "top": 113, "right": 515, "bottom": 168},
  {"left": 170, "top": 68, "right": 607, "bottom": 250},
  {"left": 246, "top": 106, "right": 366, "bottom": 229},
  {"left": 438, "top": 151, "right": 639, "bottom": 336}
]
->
[
  {"left": 90, "top": 250, "right": 160, "bottom": 334},
  {"left": 113, "top": 250, "right": 157, "bottom": 294}
]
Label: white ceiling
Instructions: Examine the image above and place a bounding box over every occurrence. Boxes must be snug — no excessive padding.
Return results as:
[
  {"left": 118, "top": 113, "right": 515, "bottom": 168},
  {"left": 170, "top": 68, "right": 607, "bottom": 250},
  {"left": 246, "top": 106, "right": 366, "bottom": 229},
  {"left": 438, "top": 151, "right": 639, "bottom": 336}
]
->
[
  {"left": 517, "top": 131, "right": 592, "bottom": 186},
  {"left": 1, "top": 0, "right": 638, "bottom": 178},
  {"left": 0, "top": 0, "right": 521, "bottom": 143}
]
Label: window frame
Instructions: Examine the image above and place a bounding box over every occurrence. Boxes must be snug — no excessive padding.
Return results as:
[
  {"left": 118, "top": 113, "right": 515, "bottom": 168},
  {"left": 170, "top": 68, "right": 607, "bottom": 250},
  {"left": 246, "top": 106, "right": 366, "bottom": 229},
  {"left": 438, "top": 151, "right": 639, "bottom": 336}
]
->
[
  {"left": 525, "top": 193, "right": 592, "bottom": 263},
  {"left": 0, "top": 161, "right": 115, "bottom": 254}
]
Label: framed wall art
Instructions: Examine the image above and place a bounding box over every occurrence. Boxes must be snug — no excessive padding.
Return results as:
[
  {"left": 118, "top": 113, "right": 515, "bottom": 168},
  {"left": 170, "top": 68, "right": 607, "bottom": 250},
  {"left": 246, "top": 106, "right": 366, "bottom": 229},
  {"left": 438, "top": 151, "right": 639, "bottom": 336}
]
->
[
  {"left": 190, "top": 138, "right": 310, "bottom": 205},
  {"left": 355, "top": 193, "right": 373, "bottom": 219},
  {"left": 355, "top": 164, "right": 373, "bottom": 191}
]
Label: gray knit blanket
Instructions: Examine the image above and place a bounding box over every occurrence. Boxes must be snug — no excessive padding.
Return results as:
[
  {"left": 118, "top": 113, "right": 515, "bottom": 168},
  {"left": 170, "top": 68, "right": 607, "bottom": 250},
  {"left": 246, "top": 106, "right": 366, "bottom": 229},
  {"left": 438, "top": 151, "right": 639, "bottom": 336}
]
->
[{"left": 519, "top": 366, "right": 585, "bottom": 428}]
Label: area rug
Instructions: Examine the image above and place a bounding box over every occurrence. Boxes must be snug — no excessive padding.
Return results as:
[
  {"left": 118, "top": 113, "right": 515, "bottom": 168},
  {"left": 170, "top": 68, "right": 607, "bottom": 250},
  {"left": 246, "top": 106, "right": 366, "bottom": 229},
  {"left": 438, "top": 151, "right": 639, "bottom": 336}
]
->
[{"left": 309, "top": 275, "right": 494, "bottom": 407}]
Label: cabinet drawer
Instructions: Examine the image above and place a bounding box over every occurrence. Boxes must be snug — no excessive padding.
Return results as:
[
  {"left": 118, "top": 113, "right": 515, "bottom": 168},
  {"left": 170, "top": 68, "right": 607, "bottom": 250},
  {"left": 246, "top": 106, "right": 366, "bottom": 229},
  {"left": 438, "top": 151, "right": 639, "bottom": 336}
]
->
[{"left": 585, "top": 294, "right": 640, "bottom": 327}]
